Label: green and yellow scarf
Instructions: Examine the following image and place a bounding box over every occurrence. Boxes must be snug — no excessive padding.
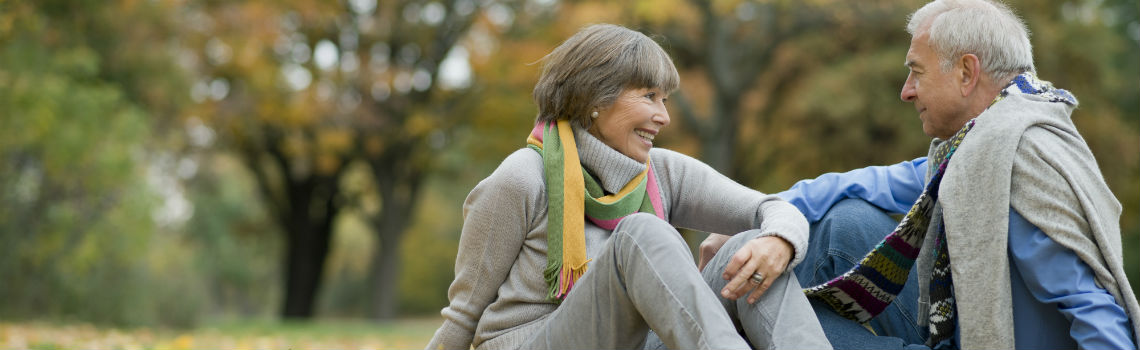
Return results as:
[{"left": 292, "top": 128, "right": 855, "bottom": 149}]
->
[{"left": 527, "top": 120, "right": 665, "bottom": 301}]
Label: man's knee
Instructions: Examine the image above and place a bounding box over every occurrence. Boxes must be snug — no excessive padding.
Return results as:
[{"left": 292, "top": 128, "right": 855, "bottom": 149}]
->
[
  {"left": 799, "top": 199, "right": 898, "bottom": 283},
  {"left": 816, "top": 198, "right": 896, "bottom": 247}
]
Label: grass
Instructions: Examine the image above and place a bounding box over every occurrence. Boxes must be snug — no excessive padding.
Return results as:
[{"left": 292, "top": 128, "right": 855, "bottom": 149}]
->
[{"left": 0, "top": 316, "right": 442, "bottom": 349}]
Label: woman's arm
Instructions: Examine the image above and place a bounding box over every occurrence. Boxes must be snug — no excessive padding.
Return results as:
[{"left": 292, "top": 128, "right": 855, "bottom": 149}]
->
[
  {"left": 653, "top": 149, "right": 807, "bottom": 262},
  {"left": 426, "top": 150, "right": 543, "bottom": 350},
  {"left": 651, "top": 148, "right": 807, "bottom": 301},
  {"left": 651, "top": 149, "right": 806, "bottom": 262}
]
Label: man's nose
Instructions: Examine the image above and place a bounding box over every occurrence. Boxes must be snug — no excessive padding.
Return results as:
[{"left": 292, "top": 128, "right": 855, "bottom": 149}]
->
[{"left": 900, "top": 76, "right": 917, "bottom": 102}]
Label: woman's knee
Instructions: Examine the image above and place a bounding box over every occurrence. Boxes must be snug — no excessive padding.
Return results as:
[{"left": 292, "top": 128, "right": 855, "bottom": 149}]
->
[
  {"left": 613, "top": 213, "right": 684, "bottom": 248},
  {"left": 700, "top": 230, "right": 760, "bottom": 275},
  {"left": 718, "top": 230, "right": 759, "bottom": 255}
]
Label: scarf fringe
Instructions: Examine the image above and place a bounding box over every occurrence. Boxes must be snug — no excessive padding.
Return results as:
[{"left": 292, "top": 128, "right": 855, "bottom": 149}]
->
[{"left": 543, "top": 260, "right": 591, "bottom": 300}]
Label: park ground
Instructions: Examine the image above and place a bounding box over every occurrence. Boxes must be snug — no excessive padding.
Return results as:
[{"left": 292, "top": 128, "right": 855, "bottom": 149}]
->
[{"left": 0, "top": 317, "right": 441, "bottom": 349}]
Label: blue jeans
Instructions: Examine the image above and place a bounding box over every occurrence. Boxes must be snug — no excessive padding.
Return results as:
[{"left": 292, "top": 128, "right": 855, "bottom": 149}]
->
[{"left": 792, "top": 198, "right": 930, "bottom": 350}]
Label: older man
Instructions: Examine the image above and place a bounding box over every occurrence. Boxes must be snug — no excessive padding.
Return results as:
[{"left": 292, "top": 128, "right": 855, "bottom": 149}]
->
[{"left": 701, "top": 0, "right": 1139, "bottom": 349}]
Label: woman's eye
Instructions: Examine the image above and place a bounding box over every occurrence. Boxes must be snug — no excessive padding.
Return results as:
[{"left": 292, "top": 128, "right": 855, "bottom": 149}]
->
[{"left": 645, "top": 92, "right": 656, "bottom": 100}]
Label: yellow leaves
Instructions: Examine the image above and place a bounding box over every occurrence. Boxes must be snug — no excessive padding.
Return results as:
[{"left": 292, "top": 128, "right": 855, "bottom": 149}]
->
[
  {"left": 0, "top": 323, "right": 150, "bottom": 350},
  {"left": 710, "top": 0, "right": 743, "bottom": 15},
  {"left": 363, "top": 135, "right": 385, "bottom": 157},
  {"left": 316, "top": 129, "right": 353, "bottom": 175},
  {"left": 404, "top": 111, "right": 437, "bottom": 138},
  {"left": 0, "top": 320, "right": 442, "bottom": 349},
  {"left": 562, "top": 2, "right": 624, "bottom": 29},
  {"left": 233, "top": 38, "right": 266, "bottom": 71},
  {"left": 170, "top": 334, "right": 195, "bottom": 350},
  {"left": 632, "top": 0, "right": 688, "bottom": 25},
  {"left": 275, "top": 128, "right": 354, "bottom": 176},
  {"left": 316, "top": 129, "right": 353, "bottom": 154},
  {"left": 315, "top": 154, "right": 341, "bottom": 176},
  {"left": 280, "top": 132, "right": 309, "bottom": 159}
]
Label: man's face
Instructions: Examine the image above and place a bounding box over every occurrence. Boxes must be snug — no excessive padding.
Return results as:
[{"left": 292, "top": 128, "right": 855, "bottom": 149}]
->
[{"left": 900, "top": 30, "right": 972, "bottom": 140}]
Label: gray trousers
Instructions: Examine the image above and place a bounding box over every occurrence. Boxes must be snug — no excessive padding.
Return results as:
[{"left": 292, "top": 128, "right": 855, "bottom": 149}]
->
[{"left": 523, "top": 213, "right": 831, "bottom": 350}]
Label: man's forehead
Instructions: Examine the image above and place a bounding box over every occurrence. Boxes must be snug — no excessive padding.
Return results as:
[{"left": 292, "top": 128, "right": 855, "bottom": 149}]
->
[
  {"left": 904, "top": 34, "right": 928, "bottom": 68},
  {"left": 904, "top": 50, "right": 921, "bottom": 68}
]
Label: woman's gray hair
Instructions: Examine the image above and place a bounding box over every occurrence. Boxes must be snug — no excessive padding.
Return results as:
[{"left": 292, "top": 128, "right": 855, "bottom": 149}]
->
[
  {"left": 906, "top": 0, "right": 1034, "bottom": 84},
  {"left": 532, "top": 24, "right": 679, "bottom": 127}
]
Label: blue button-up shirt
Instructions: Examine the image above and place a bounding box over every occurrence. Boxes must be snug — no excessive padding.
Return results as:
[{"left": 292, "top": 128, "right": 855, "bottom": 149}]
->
[{"left": 777, "top": 157, "right": 1135, "bottom": 350}]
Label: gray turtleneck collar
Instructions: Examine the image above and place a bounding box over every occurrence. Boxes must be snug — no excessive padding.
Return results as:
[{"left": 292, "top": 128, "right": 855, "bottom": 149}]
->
[{"left": 572, "top": 124, "right": 646, "bottom": 194}]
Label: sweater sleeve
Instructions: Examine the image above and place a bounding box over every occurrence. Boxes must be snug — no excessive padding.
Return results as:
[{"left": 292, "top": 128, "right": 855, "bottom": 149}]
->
[
  {"left": 426, "top": 150, "right": 543, "bottom": 350},
  {"left": 651, "top": 149, "right": 810, "bottom": 269}
]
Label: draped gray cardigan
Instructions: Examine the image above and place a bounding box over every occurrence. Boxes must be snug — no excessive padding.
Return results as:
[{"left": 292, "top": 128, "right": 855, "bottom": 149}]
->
[{"left": 916, "top": 92, "right": 1140, "bottom": 349}]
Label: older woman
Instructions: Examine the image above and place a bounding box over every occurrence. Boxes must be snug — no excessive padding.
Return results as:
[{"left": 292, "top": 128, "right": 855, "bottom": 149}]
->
[{"left": 426, "top": 24, "right": 829, "bottom": 350}]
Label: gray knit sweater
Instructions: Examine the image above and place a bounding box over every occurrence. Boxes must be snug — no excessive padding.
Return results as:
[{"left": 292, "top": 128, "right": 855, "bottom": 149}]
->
[
  {"left": 915, "top": 92, "right": 1140, "bottom": 349},
  {"left": 426, "top": 125, "right": 809, "bottom": 350}
]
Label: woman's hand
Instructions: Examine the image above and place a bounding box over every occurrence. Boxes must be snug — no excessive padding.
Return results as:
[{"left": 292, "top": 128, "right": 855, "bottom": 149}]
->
[{"left": 719, "top": 235, "right": 794, "bottom": 304}]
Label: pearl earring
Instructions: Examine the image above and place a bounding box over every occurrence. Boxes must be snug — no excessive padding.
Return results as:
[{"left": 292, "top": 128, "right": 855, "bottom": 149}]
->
[{"left": 591, "top": 111, "right": 599, "bottom": 119}]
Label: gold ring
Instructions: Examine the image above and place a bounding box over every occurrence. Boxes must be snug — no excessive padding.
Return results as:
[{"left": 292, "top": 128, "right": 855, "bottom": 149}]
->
[{"left": 749, "top": 272, "right": 764, "bottom": 284}]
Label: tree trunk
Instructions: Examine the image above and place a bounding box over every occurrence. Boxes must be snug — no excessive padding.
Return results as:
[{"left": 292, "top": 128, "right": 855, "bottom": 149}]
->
[
  {"left": 366, "top": 153, "right": 423, "bottom": 320},
  {"left": 703, "top": 96, "right": 741, "bottom": 177},
  {"left": 282, "top": 224, "right": 332, "bottom": 318},
  {"left": 280, "top": 180, "right": 337, "bottom": 319},
  {"left": 369, "top": 223, "right": 406, "bottom": 320}
]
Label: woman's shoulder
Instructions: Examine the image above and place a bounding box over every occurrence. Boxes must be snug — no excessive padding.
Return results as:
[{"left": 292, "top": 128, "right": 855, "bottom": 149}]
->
[
  {"left": 649, "top": 147, "right": 711, "bottom": 172},
  {"left": 477, "top": 148, "right": 545, "bottom": 192},
  {"left": 649, "top": 147, "right": 698, "bottom": 162}
]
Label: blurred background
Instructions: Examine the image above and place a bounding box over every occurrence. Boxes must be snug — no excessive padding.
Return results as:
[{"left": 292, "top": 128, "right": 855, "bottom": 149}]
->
[{"left": 1, "top": 0, "right": 1136, "bottom": 345}]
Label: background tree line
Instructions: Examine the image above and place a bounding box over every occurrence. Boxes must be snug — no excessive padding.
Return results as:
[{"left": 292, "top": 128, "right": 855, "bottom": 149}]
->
[{"left": 1, "top": 0, "right": 1136, "bottom": 327}]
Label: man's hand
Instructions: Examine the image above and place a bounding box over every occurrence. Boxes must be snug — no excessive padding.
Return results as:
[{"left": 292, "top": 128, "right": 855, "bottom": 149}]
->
[
  {"left": 698, "top": 233, "right": 732, "bottom": 271},
  {"left": 719, "top": 235, "right": 794, "bottom": 304}
]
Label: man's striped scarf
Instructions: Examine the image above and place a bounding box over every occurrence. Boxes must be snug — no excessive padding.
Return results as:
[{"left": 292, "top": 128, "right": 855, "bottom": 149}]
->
[
  {"left": 804, "top": 72, "right": 1077, "bottom": 347},
  {"left": 526, "top": 120, "right": 665, "bottom": 301},
  {"left": 803, "top": 118, "right": 974, "bottom": 331}
]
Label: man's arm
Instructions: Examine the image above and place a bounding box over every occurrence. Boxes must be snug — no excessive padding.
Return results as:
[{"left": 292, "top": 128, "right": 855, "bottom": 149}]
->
[
  {"left": 1007, "top": 126, "right": 1136, "bottom": 349},
  {"left": 1008, "top": 208, "right": 1136, "bottom": 350},
  {"left": 777, "top": 157, "right": 928, "bottom": 222}
]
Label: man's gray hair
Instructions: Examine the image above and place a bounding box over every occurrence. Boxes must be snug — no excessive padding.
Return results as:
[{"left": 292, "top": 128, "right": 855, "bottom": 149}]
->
[
  {"left": 532, "top": 24, "right": 679, "bottom": 127},
  {"left": 906, "top": 0, "right": 1035, "bottom": 83}
]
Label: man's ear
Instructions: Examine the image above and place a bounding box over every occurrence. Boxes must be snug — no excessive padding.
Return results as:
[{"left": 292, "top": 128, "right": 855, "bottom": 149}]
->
[{"left": 957, "top": 53, "right": 982, "bottom": 97}]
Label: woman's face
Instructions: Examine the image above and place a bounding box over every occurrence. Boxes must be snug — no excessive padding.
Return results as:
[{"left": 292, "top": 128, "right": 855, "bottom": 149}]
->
[{"left": 590, "top": 87, "right": 671, "bottom": 163}]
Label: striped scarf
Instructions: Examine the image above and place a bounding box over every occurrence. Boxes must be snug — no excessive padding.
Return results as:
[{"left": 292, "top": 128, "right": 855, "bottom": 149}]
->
[
  {"left": 804, "top": 72, "right": 1077, "bottom": 347},
  {"left": 803, "top": 118, "right": 974, "bottom": 326},
  {"left": 526, "top": 120, "right": 665, "bottom": 301}
]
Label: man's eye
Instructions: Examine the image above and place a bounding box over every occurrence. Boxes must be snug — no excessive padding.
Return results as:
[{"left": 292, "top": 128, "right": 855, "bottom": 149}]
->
[{"left": 645, "top": 92, "right": 656, "bottom": 100}]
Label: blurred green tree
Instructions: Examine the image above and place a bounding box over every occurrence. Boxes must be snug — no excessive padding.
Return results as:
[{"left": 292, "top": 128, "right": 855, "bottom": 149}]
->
[
  {"left": 0, "top": 0, "right": 202, "bottom": 327},
  {"left": 182, "top": 0, "right": 531, "bottom": 319}
]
